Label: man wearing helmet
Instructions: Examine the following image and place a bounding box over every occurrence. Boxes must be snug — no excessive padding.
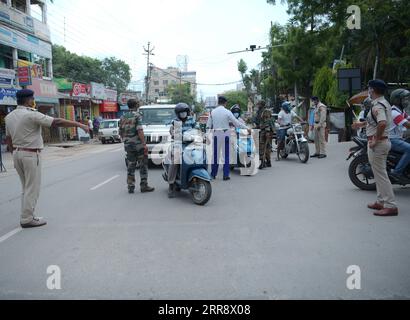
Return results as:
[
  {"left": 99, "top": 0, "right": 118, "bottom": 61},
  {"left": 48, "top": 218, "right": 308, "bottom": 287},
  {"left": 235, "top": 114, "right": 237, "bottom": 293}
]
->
[
  {"left": 388, "top": 89, "right": 410, "bottom": 184},
  {"left": 230, "top": 104, "right": 246, "bottom": 127},
  {"left": 353, "top": 79, "right": 398, "bottom": 217},
  {"left": 277, "top": 101, "right": 303, "bottom": 159},
  {"left": 167, "top": 103, "right": 199, "bottom": 198}
]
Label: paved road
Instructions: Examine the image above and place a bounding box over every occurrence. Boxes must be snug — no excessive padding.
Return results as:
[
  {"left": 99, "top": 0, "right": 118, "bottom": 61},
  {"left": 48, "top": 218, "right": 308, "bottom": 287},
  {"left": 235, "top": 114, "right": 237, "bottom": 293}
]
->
[{"left": 0, "top": 137, "right": 409, "bottom": 300}]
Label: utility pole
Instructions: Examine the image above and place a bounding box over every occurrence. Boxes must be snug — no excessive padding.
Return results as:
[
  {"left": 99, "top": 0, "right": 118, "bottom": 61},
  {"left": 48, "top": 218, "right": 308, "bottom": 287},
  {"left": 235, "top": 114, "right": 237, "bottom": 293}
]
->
[{"left": 143, "top": 42, "right": 155, "bottom": 104}]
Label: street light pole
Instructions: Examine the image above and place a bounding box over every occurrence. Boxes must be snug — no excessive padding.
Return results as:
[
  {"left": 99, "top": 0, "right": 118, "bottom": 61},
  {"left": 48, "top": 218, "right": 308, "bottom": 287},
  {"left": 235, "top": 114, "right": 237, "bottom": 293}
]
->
[{"left": 143, "top": 42, "right": 155, "bottom": 104}]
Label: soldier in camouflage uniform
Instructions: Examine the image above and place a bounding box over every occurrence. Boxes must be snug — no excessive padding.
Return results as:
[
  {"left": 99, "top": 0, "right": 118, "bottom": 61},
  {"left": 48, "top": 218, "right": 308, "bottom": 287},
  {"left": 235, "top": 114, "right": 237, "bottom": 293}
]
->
[
  {"left": 119, "top": 99, "right": 155, "bottom": 194},
  {"left": 259, "top": 108, "right": 275, "bottom": 169}
]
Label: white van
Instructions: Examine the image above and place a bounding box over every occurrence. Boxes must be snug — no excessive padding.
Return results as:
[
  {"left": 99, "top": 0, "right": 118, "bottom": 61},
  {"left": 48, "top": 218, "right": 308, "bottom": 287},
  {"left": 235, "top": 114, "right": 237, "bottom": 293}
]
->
[{"left": 98, "top": 119, "right": 122, "bottom": 144}]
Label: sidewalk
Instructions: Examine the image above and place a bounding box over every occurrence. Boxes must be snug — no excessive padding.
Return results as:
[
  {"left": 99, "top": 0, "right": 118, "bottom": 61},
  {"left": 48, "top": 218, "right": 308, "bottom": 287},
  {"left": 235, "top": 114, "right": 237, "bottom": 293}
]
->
[{"left": 0, "top": 139, "right": 107, "bottom": 176}]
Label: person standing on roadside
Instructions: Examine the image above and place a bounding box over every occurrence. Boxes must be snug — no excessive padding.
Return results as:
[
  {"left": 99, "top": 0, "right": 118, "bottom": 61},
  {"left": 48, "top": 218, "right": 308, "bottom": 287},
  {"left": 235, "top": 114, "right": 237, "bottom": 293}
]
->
[
  {"left": 311, "top": 97, "right": 328, "bottom": 159},
  {"left": 352, "top": 79, "right": 398, "bottom": 217},
  {"left": 87, "top": 117, "right": 94, "bottom": 139},
  {"left": 5, "top": 89, "right": 90, "bottom": 228}
]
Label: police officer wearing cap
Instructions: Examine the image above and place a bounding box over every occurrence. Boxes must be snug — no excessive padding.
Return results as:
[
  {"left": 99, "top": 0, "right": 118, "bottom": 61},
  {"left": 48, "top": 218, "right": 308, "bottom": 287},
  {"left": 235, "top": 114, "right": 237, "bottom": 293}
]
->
[
  {"left": 5, "top": 89, "right": 90, "bottom": 228},
  {"left": 353, "top": 80, "right": 399, "bottom": 217}
]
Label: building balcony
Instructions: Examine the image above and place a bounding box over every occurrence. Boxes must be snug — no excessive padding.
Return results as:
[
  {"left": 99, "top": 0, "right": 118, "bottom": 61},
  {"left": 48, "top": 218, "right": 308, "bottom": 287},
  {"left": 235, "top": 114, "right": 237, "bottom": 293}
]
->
[{"left": 0, "top": 0, "right": 50, "bottom": 43}]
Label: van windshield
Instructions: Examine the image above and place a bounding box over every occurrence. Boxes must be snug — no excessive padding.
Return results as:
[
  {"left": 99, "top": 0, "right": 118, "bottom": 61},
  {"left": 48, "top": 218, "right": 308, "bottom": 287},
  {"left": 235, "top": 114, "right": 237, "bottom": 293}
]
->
[
  {"left": 140, "top": 108, "right": 174, "bottom": 125},
  {"left": 100, "top": 121, "right": 118, "bottom": 129}
]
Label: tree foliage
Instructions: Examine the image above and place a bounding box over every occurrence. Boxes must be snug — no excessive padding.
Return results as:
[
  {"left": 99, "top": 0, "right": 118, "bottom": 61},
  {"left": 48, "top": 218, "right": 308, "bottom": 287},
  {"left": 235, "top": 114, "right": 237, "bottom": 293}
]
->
[
  {"left": 52, "top": 45, "right": 132, "bottom": 92},
  {"left": 223, "top": 90, "right": 249, "bottom": 112}
]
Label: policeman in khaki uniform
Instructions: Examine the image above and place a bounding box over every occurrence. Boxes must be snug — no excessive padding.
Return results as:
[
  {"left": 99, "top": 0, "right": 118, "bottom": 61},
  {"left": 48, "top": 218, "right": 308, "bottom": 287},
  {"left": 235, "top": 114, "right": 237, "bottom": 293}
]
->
[
  {"left": 311, "top": 96, "right": 328, "bottom": 159},
  {"left": 353, "top": 80, "right": 399, "bottom": 217},
  {"left": 5, "top": 89, "right": 89, "bottom": 228},
  {"left": 119, "top": 99, "right": 154, "bottom": 194}
]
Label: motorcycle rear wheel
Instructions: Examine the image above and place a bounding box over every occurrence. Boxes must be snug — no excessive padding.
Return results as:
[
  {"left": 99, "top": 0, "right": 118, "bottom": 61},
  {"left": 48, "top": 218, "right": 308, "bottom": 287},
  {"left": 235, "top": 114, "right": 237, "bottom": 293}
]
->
[
  {"left": 349, "top": 154, "right": 376, "bottom": 191},
  {"left": 190, "top": 180, "right": 212, "bottom": 206}
]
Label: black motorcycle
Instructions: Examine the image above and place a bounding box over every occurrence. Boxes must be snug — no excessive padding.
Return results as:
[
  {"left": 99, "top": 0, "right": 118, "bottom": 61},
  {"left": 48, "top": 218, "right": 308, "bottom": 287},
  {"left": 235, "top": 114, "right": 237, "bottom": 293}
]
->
[{"left": 347, "top": 136, "right": 410, "bottom": 190}]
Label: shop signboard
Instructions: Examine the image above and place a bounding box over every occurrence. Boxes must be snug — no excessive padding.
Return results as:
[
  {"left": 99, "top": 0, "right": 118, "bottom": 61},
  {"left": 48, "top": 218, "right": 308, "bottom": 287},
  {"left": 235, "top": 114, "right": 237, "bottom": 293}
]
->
[
  {"left": 0, "top": 87, "right": 18, "bottom": 105},
  {"left": 104, "top": 88, "right": 117, "bottom": 102},
  {"left": 100, "top": 101, "right": 118, "bottom": 113},
  {"left": 0, "top": 68, "right": 15, "bottom": 86},
  {"left": 27, "top": 79, "right": 58, "bottom": 104},
  {"left": 18, "top": 66, "right": 31, "bottom": 86},
  {"left": 118, "top": 92, "right": 140, "bottom": 105},
  {"left": 90, "top": 82, "right": 106, "bottom": 100},
  {"left": 72, "top": 83, "right": 91, "bottom": 98}
]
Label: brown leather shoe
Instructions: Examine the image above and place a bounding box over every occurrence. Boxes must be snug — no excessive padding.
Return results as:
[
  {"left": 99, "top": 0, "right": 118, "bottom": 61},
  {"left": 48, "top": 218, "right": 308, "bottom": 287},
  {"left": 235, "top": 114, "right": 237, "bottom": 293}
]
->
[
  {"left": 367, "top": 202, "right": 384, "bottom": 210},
  {"left": 374, "top": 208, "right": 399, "bottom": 217}
]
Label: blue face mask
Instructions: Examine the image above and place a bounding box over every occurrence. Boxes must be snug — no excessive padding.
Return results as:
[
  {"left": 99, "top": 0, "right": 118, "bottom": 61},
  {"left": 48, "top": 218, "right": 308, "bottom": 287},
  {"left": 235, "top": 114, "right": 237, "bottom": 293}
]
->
[
  {"left": 179, "top": 112, "right": 188, "bottom": 119},
  {"left": 233, "top": 113, "right": 240, "bottom": 119}
]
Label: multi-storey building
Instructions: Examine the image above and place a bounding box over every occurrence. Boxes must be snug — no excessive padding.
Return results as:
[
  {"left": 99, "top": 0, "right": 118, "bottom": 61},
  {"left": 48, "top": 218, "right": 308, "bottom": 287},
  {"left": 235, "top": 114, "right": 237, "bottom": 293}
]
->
[
  {"left": 0, "top": 0, "right": 59, "bottom": 145},
  {"left": 148, "top": 66, "right": 197, "bottom": 104}
]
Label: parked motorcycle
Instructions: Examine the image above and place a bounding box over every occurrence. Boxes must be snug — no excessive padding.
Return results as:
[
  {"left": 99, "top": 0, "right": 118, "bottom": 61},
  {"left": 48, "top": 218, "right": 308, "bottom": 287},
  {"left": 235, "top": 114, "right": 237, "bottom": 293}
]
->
[
  {"left": 347, "top": 136, "right": 410, "bottom": 190},
  {"left": 277, "top": 122, "right": 310, "bottom": 163},
  {"left": 162, "top": 129, "right": 212, "bottom": 206}
]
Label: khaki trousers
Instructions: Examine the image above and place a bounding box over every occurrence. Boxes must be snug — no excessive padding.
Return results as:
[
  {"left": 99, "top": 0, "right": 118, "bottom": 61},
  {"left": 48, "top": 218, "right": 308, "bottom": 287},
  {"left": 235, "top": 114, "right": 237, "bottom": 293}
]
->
[
  {"left": 368, "top": 140, "right": 397, "bottom": 208},
  {"left": 13, "top": 150, "right": 42, "bottom": 224},
  {"left": 314, "top": 125, "right": 327, "bottom": 155}
]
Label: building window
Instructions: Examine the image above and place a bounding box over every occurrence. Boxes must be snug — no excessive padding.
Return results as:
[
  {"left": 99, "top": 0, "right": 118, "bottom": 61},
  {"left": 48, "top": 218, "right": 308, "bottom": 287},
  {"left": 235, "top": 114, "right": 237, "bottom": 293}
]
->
[
  {"left": 155, "top": 89, "right": 159, "bottom": 93},
  {"left": 0, "top": 44, "right": 13, "bottom": 69},
  {"left": 154, "top": 81, "right": 159, "bottom": 86},
  {"left": 30, "top": 2, "right": 45, "bottom": 22},
  {"left": 32, "top": 54, "right": 50, "bottom": 78},
  {"left": 11, "top": 0, "right": 27, "bottom": 13},
  {"left": 18, "top": 49, "right": 32, "bottom": 62},
  {"left": 163, "top": 80, "right": 168, "bottom": 86}
]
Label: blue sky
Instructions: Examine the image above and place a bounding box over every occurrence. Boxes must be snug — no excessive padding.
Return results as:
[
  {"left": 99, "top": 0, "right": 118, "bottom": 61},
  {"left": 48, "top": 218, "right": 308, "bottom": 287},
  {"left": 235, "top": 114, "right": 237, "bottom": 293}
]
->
[{"left": 46, "top": 0, "right": 290, "bottom": 98}]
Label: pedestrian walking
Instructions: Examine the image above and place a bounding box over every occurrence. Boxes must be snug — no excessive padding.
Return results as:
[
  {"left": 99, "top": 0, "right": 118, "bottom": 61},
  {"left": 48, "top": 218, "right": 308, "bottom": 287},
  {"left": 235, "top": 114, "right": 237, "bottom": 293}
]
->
[
  {"left": 93, "top": 117, "right": 100, "bottom": 138},
  {"left": 87, "top": 117, "right": 94, "bottom": 139},
  {"left": 119, "top": 99, "right": 155, "bottom": 194},
  {"left": 352, "top": 79, "right": 399, "bottom": 217},
  {"left": 206, "top": 96, "right": 249, "bottom": 181},
  {"left": 4, "top": 89, "right": 90, "bottom": 228},
  {"left": 311, "top": 97, "right": 328, "bottom": 159}
]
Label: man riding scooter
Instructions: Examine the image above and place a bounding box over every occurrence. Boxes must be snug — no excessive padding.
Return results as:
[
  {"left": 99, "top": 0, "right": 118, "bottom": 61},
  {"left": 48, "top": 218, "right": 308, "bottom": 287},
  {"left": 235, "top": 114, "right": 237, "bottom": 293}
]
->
[
  {"left": 389, "top": 89, "right": 410, "bottom": 184},
  {"left": 277, "top": 101, "right": 303, "bottom": 159},
  {"left": 167, "top": 103, "right": 199, "bottom": 198}
]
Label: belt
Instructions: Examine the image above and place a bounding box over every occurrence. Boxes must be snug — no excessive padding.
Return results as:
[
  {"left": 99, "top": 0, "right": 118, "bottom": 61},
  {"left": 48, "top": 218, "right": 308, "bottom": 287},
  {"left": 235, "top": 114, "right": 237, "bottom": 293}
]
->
[
  {"left": 14, "top": 147, "right": 41, "bottom": 153},
  {"left": 367, "top": 136, "right": 388, "bottom": 141}
]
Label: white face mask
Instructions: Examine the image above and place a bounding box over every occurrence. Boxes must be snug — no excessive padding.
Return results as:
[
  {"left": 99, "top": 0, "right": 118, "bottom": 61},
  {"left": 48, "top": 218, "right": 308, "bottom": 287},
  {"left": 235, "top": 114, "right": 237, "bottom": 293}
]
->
[
  {"left": 233, "top": 113, "right": 240, "bottom": 119},
  {"left": 179, "top": 112, "right": 188, "bottom": 119}
]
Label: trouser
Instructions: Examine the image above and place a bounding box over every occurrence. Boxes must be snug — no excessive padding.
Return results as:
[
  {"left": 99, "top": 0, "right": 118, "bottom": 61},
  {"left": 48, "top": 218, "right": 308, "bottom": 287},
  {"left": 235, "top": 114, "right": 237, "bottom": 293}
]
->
[
  {"left": 390, "top": 138, "right": 410, "bottom": 175},
  {"left": 167, "top": 144, "right": 182, "bottom": 184},
  {"left": 126, "top": 147, "right": 148, "bottom": 188},
  {"left": 211, "top": 131, "right": 231, "bottom": 178},
  {"left": 89, "top": 130, "right": 94, "bottom": 139},
  {"left": 259, "top": 131, "right": 272, "bottom": 162},
  {"left": 368, "top": 140, "right": 397, "bottom": 208},
  {"left": 314, "top": 126, "right": 327, "bottom": 155},
  {"left": 13, "top": 150, "right": 42, "bottom": 224}
]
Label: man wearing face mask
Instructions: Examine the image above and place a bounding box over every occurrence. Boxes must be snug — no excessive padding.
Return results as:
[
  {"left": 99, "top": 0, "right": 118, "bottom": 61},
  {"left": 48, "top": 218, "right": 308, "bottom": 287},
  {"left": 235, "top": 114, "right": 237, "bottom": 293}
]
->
[
  {"left": 167, "top": 103, "right": 199, "bottom": 198},
  {"left": 353, "top": 79, "right": 398, "bottom": 217},
  {"left": 230, "top": 105, "right": 246, "bottom": 127}
]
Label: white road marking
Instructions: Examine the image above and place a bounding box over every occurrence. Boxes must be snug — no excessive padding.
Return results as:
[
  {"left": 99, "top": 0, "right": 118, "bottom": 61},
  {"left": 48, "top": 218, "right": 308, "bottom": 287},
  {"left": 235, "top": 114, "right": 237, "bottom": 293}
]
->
[
  {"left": 0, "top": 227, "right": 22, "bottom": 244},
  {"left": 90, "top": 175, "right": 120, "bottom": 191}
]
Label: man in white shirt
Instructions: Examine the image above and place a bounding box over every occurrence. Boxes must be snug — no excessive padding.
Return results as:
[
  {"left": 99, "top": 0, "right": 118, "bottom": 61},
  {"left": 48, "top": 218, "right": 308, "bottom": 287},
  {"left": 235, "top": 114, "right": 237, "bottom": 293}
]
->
[
  {"left": 87, "top": 117, "right": 94, "bottom": 139},
  {"left": 207, "top": 96, "right": 249, "bottom": 180}
]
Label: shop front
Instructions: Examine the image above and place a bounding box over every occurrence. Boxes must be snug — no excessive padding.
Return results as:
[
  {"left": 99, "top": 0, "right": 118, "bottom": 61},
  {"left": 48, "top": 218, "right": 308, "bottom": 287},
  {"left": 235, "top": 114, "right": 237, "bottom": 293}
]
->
[
  {"left": 0, "top": 87, "right": 17, "bottom": 151},
  {"left": 27, "top": 78, "right": 61, "bottom": 143},
  {"left": 100, "top": 101, "right": 118, "bottom": 119}
]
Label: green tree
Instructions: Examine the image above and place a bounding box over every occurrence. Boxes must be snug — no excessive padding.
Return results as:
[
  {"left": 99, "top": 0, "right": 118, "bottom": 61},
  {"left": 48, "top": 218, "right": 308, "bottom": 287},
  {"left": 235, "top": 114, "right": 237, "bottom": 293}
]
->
[
  {"left": 102, "top": 57, "right": 131, "bottom": 93},
  {"left": 223, "top": 90, "right": 249, "bottom": 112},
  {"left": 168, "top": 83, "right": 195, "bottom": 106}
]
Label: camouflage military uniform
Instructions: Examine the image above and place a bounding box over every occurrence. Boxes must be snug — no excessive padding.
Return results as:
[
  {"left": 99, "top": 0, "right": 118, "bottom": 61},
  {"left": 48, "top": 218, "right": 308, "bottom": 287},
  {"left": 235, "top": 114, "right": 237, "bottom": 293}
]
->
[
  {"left": 259, "top": 109, "right": 275, "bottom": 167},
  {"left": 119, "top": 111, "right": 149, "bottom": 191}
]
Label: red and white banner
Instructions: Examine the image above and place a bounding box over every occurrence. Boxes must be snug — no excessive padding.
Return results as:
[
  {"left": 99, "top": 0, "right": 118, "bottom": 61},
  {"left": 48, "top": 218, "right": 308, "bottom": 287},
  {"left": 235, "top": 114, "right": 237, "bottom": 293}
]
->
[{"left": 72, "top": 83, "right": 91, "bottom": 98}]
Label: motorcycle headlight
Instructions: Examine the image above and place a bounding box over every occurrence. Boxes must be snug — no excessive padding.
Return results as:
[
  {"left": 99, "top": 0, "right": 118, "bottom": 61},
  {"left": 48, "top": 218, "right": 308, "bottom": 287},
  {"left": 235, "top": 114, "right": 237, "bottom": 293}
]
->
[
  {"left": 294, "top": 125, "right": 303, "bottom": 133},
  {"left": 287, "top": 128, "right": 294, "bottom": 135}
]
